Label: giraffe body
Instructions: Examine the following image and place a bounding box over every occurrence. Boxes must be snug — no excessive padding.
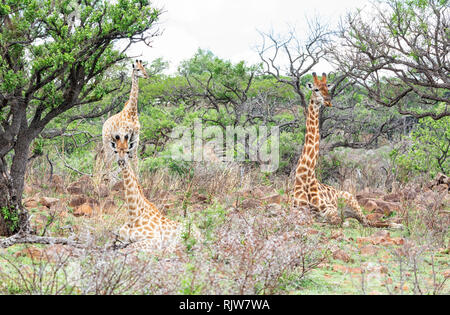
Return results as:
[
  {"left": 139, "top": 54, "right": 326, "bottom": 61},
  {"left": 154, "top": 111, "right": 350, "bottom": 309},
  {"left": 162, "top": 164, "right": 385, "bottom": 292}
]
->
[
  {"left": 100, "top": 60, "right": 148, "bottom": 182},
  {"left": 292, "top": 73, "right": 368, "bottom": 226},
  {"left": 116, "top": 148, "right": 200, "bottom": 252}
]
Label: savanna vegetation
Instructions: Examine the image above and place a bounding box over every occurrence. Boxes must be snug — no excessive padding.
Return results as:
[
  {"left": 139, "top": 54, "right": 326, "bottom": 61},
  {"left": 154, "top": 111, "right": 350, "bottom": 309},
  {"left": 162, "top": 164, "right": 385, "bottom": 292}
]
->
[{"left": 0, "top": 0, "right": 448, "bottom": 295}]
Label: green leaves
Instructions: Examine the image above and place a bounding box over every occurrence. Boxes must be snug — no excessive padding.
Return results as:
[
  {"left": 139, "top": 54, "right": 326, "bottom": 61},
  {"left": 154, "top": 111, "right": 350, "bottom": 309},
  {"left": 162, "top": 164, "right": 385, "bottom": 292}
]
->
[{"left": 396, "top": 115, "right": 450, "bottom": 178}]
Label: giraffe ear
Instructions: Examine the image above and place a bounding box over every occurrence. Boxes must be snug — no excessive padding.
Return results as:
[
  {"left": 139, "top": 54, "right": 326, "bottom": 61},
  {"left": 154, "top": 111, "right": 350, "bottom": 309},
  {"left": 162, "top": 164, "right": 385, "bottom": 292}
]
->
[
  {"left": 307, "top": 83, "right": 314, "bottom": 90},
  {"left": 327, "top": 84, "right": 334, "bottom": 90},
  {"left": 132, "top": 63, "right": 135, "bottom": 69}
]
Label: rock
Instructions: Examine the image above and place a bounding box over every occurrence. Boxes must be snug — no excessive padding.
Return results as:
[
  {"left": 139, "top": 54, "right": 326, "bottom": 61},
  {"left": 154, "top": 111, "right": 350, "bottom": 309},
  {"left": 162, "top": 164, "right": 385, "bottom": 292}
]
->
[
  {"left": 252, "top": 186, "right": 277, "bottom": 199},
  {"left": 356, "top": 191, "right": 384, "bottom": 202},
  {"left": 43, "top": 244, "right": 74, "bottom": 262},
  {"left": 23, "top": 184, "right": 34, "bottom": 195},
  {"left": 69, "top": 194, "right": 87, "bottom": 208},
  {"left": 402, "top": 187, "right": 418, "bottom": 201},
  {"left": 436, "top": 184, "right": 449, "bottom": 193},
  {"left": 162, "top": 203, "right": 175, "bottom": 211},
  {"left": 443, "top": 269, "right": 450, "bottom": 279},
  {"left": 97, "top": 184, "right": 110, "bottom": 198},
  {"left": 366, "top": 213, "right": 384, "bottom": 223},
  {"left": 357, "top": 230, "right": 404, "bottom": 246},
  {"left": 383, "top": 192, "right": 403, "bottom": 203},
  {"left": 23, "top": 197, "right": 39, "bottom": 209},
  {"left": 363, "top": 200, "right": 378, "bottom": 212},
  {"left": 330, "top": 230, "right": 344, "bottom": 240},
  {"left": 238, "top": 198, "right": 261, "bottom": 210},
  {"left": 342, "top": 221, "right": 351, "bottom": 228},
  {"left": 50, "top": 175, "right": 65, "bottom": 193},
  {"left": 237, "top": 188, "right": 253, "bottom": 198},
  {"left": 14, "top": 247, "right": 44, "bottom": 261},
  {"left": 332, "top": 264, "right": 362, "bottom": 274},
  {"left": 112, "top": 180, "right": 124, "bottom": 192},
  {"left": 306, "top": 228, "right": 319, "bottom": 235},
  {"left": 191, "top": 192, "right": 208, "bottom": 203},
  {"left": 373, "top": 200, "right": 401, "bottom": 216},
  {"left": 102, "top": 198, "right": 117, "bottom": 214},
  {"left": 360, "top": 245, "right": 379, "bottom": 256},
  {"left": 73, "top": 203, "right": 93, "bottom": 217},
  {"left": 332, "top": 249, "right": 351, "bottom": 263},
  {"left": 67, "top": 182, "right": 83, "bottom": 195},
  {"left": 39, "top": 197, "right": 59, "bottom": 208},
  {"left": 261, "top": 193, "right": 281, "bottom": 204},
  {"left": 362, "top": 262, "right": 388, "bottom": 274},
  {"left": 67, "top": 175, "right": 94, "bottom": 195},
  {"left": 30, "top": 214, "right": 48, "bottom": 232},
  {"left": 266, "top": 203, "right": 282, "bottom": 217}
]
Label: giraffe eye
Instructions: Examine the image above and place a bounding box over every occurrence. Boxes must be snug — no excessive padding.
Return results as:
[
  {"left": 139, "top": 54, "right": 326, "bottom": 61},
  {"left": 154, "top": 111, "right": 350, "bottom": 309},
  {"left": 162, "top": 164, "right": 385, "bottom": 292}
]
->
[
  {"left": 314, "top": 89, "right": 319, "bottom": 92},
  {"left": 124, "top": 134, "right": 129, "bottom": 140},
  {"left": 115, "top": 135, "right": 120, "bottom": 140}
]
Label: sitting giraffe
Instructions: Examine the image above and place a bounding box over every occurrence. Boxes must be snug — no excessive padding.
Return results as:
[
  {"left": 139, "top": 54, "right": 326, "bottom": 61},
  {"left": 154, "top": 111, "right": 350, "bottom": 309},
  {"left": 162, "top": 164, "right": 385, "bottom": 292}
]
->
[
  {"left": 99, "top": 60, "right": 148, "bottom": 184},
  {"left": 114, "top": 135, "right": 201, "bottom": 252},
  {"left": 292, "top": 73, "right": 369, "bottom": 226}
]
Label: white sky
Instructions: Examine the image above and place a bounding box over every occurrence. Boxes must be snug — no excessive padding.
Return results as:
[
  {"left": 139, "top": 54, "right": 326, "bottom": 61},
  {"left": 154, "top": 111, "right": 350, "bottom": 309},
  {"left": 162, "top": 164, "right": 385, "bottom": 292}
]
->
[{"left": 128, "top": 0, "right": 369, "bottom": 74}]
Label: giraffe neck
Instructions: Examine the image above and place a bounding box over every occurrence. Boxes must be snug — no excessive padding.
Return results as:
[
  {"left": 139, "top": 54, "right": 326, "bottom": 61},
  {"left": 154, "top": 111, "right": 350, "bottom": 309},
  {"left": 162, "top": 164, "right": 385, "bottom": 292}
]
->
[
  {"left": 121, "top": 163, "right": 160, "bottom": 220},
  {"left": 123, "top": 73, "right": 139, "bottom": 117},
  {"left": 298, "top": 98, "right": 321, "bottom": 173},
  {"left": 122, "top": 162, "right": 153, "bottom": 220}
]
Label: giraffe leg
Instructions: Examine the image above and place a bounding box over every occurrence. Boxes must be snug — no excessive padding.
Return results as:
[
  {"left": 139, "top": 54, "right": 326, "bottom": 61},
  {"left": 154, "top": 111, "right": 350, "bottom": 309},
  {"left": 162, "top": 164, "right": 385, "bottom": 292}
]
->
[
  {"left": 291, "top": 195, "right": 316, "bottom": 225},
  {"left": 323, "top": 205, "right": 342, "bottom": 225},
  {"left": 339, "top": 191, "right": 369, "bottom": 226}
]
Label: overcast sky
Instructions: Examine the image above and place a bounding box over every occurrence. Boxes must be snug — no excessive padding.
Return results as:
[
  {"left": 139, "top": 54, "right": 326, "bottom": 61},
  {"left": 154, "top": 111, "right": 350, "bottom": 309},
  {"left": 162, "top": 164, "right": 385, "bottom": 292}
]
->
[{"left": 128, "top": 0, "right": 369, "bottom": 74}]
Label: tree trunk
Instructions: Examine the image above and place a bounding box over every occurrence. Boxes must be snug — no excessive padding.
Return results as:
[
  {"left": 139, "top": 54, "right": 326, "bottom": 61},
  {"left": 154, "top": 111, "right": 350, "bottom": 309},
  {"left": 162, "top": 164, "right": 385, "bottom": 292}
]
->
[
  {"left": 0, "top": 180, "right": 12, "bottom": 236},
  {"left": 0, "top": 132, "right": 32, "bottom": 236}
]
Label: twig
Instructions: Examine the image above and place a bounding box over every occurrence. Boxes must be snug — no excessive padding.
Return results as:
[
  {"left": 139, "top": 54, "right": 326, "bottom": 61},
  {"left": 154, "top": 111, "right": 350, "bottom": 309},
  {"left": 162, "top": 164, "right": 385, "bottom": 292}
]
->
[{"left": 54, "top": 145, "right": 92, "bottom": 177}]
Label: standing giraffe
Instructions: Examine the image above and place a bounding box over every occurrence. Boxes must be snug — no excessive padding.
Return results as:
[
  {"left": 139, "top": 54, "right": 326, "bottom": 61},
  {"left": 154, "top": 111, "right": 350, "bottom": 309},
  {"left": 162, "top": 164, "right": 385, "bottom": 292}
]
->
[
  {"left": 99, "top": 59, "right": 148, "bottom": 184},
  {"left": 292, "top": 73, "right": 369, "bottom": 226},
  {"left": 114, "top": 139, "right": 200, "bottom": 252}
]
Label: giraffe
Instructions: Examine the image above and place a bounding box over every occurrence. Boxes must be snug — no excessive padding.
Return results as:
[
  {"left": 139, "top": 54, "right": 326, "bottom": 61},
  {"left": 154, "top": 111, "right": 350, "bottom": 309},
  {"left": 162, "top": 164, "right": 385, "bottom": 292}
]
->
[
  {"left": 292, "top": 72, "right": 369, "bottom": 226},
  {"left": 99, "top": 59, "right": 148, "bottom": 184},
  {"left": 114, "top": 138, "right": 201, "bottom": 252}
]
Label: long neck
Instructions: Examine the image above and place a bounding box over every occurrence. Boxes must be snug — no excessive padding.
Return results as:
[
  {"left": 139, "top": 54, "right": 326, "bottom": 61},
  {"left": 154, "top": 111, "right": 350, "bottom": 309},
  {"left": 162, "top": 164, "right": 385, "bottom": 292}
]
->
[
  {"left": 297, "top": 98, "right": 321, "bottom": 172},
  {"left": 121, "top": 163, "right": 144, "bottom": 219},
  {"left": 121, "top": 163, "right": 160, "bottom": 220},
  {"left": 123, "top": 73, "right": 139, "bottom": 117}
]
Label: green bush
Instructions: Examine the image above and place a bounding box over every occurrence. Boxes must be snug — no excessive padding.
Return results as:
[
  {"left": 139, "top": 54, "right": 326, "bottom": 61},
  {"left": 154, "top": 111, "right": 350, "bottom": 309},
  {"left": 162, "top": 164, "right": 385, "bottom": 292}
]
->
[{"left": 393, "top": 115, "right": 449, "bottom": 180}]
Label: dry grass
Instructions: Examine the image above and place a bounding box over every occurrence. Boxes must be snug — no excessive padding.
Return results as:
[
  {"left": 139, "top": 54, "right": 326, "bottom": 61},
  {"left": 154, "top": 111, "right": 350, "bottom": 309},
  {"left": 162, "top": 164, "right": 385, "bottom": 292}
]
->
[{"left": 1, "top": 154, "right": 448, "bottom": 295}]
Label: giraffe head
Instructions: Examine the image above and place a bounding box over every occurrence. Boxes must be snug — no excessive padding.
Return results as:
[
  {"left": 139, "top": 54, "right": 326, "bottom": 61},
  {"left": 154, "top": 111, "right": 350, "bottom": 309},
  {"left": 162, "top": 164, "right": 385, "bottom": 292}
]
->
[
  {"left": 110, "top": 131, "right": 137, "bottom": 166},
  {"left": 307, "top": 72, "right": 333, "bottom": 107},
  {"left": 132, "top": 59, "right": 149, "bottom": 79}
]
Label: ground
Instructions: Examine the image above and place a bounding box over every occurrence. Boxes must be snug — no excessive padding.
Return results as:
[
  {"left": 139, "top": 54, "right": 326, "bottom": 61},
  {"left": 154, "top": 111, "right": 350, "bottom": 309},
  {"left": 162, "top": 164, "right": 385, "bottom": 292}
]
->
[{"left": 0, "top": 163, "right": 448, "bottom": 295}]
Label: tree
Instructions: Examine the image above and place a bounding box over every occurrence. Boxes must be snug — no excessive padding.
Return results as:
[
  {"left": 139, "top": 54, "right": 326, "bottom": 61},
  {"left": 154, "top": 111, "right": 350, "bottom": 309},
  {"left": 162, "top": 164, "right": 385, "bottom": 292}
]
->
[
  {"left": 0, "top": 0, "right": 161, "bottom": 237},
  {"left": 331, "top": 0, "right": 449, "bottom": 119},
  {"left": 179, "top": 49, "right": 259, "bottom": 129},
  {"left": 395, "top": 114, "right": 449, "bottom": 178},
  {"left": 256, "top": 23, "right": 405, "bottom": 152}
]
